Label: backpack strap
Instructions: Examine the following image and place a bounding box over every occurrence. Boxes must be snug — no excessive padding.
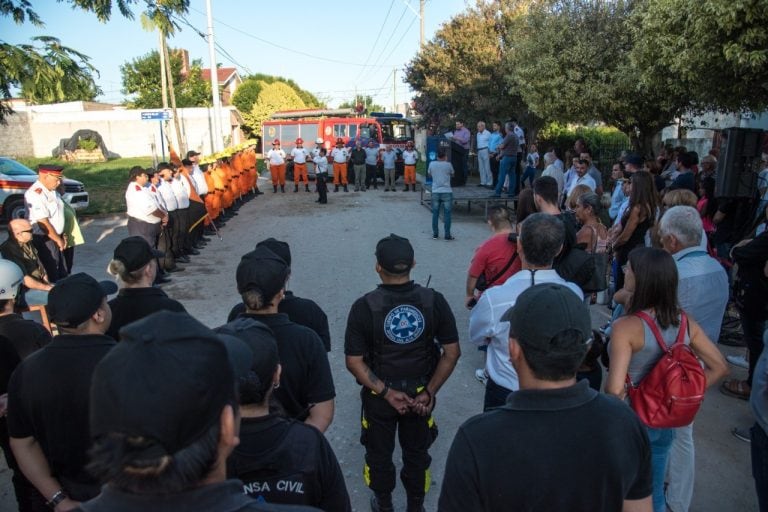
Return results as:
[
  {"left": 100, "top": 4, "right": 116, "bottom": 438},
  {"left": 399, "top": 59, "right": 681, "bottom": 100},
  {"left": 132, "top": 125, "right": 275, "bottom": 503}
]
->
[{"left": 485, "top": 250, "right": 519, "bottom": 288}]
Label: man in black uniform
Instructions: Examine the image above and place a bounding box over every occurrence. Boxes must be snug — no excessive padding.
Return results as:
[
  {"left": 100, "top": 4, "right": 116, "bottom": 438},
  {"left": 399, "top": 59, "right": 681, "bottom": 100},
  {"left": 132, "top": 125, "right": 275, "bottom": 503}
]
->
[
  {"left": 7, "top": 273, "right": 117, "bottom": 510},
  {"left": 344, "top": 234, "right": 461, "bottom": 512},
  {"left": 228, "top": 238, "right": 331, "bottom": 352},
  {"left": 106, "top": 236, "right": 186, "bottom": 339}
]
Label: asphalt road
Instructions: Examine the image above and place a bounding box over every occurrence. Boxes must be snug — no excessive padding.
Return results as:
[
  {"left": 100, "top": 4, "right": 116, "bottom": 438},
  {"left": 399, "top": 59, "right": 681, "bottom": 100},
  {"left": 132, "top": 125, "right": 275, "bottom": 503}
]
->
[{"left": 0, "top": 177, "right": 758, "bottom": 511}]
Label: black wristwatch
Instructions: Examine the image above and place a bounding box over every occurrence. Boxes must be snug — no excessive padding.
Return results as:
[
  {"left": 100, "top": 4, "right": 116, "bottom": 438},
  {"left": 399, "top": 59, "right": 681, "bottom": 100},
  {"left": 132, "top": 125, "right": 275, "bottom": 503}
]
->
[{"left": 46, "top": 489, "right": 67, "bottom": 509}]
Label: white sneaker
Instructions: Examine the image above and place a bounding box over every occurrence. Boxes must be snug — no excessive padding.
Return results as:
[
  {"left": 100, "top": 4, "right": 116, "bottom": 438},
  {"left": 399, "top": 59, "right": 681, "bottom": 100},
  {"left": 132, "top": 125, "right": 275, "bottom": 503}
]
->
[
  {"left": 726, "top": 355, "right": 749, "bottom": 369},
  {"left": 475, "top": 368, "right": 488, "bottom": 385}
]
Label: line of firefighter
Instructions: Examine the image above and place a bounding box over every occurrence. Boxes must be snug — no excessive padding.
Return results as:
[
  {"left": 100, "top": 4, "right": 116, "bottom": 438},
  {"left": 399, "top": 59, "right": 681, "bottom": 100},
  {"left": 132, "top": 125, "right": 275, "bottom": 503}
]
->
[{"left": 266, "top": 137, "right": 421, "bottom": 193}]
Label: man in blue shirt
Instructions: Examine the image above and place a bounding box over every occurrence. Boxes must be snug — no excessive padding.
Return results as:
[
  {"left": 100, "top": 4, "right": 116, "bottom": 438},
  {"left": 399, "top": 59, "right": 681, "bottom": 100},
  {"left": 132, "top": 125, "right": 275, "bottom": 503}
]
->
[{"left": 488, "top": 122, "right": 504, "bottom": 188}]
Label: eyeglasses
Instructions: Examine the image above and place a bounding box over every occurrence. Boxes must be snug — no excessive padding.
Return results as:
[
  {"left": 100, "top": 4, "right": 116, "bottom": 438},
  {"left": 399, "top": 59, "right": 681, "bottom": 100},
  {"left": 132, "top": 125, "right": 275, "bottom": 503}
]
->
[{"left": 16, "top": 229, "right": 33, "bottom": 235}]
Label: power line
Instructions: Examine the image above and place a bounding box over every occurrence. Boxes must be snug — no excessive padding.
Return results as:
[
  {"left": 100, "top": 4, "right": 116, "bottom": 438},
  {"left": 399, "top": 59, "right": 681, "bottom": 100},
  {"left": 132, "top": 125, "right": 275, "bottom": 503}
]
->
[
  {"left": 366, "top": 4, "right": 409, "bottom": 74},
  {"left": 353, "top": 0, "right": 396, "bottom": 83}
]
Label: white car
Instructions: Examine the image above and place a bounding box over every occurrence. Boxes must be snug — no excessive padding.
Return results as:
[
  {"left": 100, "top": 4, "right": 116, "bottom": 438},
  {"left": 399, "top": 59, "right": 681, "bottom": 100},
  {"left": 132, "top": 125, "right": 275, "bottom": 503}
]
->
[{"left": 0, "top": 157, "right": 89, "bottom": 221}]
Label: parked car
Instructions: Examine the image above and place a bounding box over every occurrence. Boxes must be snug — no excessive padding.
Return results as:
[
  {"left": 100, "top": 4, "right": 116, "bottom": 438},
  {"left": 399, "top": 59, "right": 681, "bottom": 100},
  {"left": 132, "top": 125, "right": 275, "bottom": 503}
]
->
[{"left": 0, "top": 157, "right": 89, "bottom": 221}]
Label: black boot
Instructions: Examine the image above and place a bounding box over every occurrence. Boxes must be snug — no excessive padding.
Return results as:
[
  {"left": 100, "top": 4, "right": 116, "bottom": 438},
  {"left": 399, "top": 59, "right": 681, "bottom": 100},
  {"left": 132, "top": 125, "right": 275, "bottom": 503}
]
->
[
  {"left": 406, "top": 495, "right": 425, "bottom": 512},
  {"left": 402, "top": 186, "right": 409, "bottom": 192},
  {"left": 305, "top": 184, "right": 310, "bottom": 192},
  {"left": 281, "top": 185, "right": 285, "bottom": 193},
  {"left": 334, "top": 185, "right": 339, "bottom": 192},
  {"left": 370, "top": 492, "right": 394, "bottom": 512},
  {"left": 412, "top": 184, "right": 417, "bottom": 191},
  {"left": 273, "top": 185, "right": 278, "bottom": 193},
  {"left": 344, "top": 185, "right": 349, "bottom": 192},
  {"left": 294, "top": 184, "right": 299, "bottom": 193}
]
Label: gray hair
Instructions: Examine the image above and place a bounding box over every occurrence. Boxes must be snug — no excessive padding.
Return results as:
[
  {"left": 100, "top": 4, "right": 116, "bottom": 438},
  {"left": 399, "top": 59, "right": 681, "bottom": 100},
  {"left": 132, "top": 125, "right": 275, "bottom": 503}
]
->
[
  {"left": 544, "top": 151, "right": 555, "bottom": 165},
  {"left": 659, "top": 205, "right": 703, "bottom": 248}
]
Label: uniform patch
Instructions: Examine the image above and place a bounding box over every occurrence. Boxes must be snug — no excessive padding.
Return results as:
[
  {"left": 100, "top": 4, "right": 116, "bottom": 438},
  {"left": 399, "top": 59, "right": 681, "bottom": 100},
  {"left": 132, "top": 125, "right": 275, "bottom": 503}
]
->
[
  {"left": 135, "top": 185, "right": 142, "bottom": 191},
  {"left": 34, "top": 187, "right": 42, "bottom": 194},
  {"left": 384, "top": 305, "right": 425, "bottom": 344}
]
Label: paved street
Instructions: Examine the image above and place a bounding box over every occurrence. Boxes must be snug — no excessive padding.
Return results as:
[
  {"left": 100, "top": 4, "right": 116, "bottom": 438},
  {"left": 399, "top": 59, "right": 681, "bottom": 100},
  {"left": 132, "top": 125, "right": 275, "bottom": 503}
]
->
[{"left": 0, "top": 179, "right": 758, "bottom": 511}]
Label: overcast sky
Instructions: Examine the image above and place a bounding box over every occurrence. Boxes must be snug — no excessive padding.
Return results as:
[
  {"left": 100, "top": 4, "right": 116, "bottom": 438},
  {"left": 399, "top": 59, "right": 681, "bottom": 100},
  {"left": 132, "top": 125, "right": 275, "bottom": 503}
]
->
[{"left": 3, "top": 0, "right": 471, "bottom": 108}]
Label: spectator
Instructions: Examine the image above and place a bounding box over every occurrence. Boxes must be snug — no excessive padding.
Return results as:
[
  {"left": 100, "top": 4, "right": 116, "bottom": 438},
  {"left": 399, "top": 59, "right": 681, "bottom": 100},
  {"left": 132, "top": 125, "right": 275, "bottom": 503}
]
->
[
  {"left": 697, "top": 176, "right": 718, "bottom": 241},
  {"left": 567, "top": 184, "right": 592, "bottom": 212},
  {"left": 428, "top": 148, "right": 455, "bottom": 240},
  {"left": 608, "top": 162, "right": 628, "bottom": 223},
  {"left": 575, "top": 192, "right": 609, "bottom": 255},
  {"left": 541, "top": 151, "right": 565, "bottom": 203},
  {"left": 566, "top": 158, "right": 597, "bottom": 201},
  {"left": 7, "top": 273, "right": 117, "bottom": 509},
  {"left": 469, "top": 213, "right": 582, "bottom": 410},
  {"left": 515, "top": 189, "right": 537, "bottom": 227},
  {"left": 521, "top": 143, "right": 539, "bottom": 189},
  {"left": 579, "top": 151, "right": 604, "bottom": 195},
  {"left": 81, "top": 311, "right": 306, "bottom": 511},
  {"left": 0, "top": 219, "right": 53, "bottom": 306},
  {"left": 442, "top": 283, "right": 652, "bottom": 512},
  {"left": 668, "top": 152, "right": 696, "bottom": 193},
  {"left": 750, "top": 337, "right": 768, "bottom": 511},
  {"left": 699, "top": 154, "right": 717, "bottom": 181},
  {"left": 606, "top": 247, "right": 728, "bottom": 512},
  {"left": 106, "top": 236, "right": 186, "bottom": 340},
  {"left": 492, "top": 122, "right": 520, "bottom": 199}
]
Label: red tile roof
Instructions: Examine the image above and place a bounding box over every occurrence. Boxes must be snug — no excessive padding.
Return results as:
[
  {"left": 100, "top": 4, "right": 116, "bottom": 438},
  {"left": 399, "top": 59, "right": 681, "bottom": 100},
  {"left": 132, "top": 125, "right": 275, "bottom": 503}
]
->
[{"left": 201, "top": 67, "right": 238, "bottom": 84}]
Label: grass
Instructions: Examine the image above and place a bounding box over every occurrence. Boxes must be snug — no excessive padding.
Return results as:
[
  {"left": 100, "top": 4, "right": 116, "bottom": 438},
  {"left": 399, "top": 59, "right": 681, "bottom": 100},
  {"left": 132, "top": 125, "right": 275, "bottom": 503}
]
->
[{"left": 16, "top": 157, "right": 154, "bottom": 216}]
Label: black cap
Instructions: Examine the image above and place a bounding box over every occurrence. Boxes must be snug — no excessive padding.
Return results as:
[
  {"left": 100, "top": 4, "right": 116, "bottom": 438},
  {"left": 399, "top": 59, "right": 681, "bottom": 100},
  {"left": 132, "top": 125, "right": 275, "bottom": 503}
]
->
[
  {"left": 501, "top": 283, "right": 592, "bottom": 352},
  {"left": 376, "top": 234, "right": 414, "bottom": 274},
  {"left": 156, "top": 162, "right": 173, "bottom": 172},
  {"left": 113, "top": 236, "right": 164, "bottom": 272},
  {"left": 625, "top": 154, "right": 643, "bottom": 167},
  {"left": 215, "top": 317, "right": 279, "bottom": 391},
  {"left": 181, "top": 158, "right": 193, "bottom": 167},
  {"left": 48, "top": 273, "right": 118, "bottom": 327},
  {"left": 236, "top": 246, "right": 289, "bottom": 298},
  {"left": 186, "top": 150, "right": 200, "bottom": 158},
  {"left": 90, "top": 311, "right": 246, "bottom": 457},
  {"left": 145, "top": 167, "right": 157, "bottom": 176},
  {"left": 256, "top": 238, "right": 291, "bottom": 267}
]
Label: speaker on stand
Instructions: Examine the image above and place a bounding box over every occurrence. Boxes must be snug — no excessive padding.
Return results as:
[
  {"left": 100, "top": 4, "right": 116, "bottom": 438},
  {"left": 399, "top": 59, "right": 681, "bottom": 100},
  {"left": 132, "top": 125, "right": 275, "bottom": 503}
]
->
[{"left": 715, "top": 127, "right": 763, "bottom": 198}]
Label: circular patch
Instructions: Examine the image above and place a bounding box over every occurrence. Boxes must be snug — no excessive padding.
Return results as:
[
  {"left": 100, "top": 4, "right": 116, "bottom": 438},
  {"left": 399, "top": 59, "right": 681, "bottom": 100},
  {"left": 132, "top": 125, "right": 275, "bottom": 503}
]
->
[{"left": 384, "top": 305, "right": 425, "bottom": 345}]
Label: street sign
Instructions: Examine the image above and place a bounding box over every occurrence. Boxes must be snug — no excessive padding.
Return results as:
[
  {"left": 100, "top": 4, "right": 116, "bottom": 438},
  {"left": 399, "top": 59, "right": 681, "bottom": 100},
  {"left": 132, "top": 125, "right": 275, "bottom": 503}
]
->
[{"left": 141, "top": 110, "right": 172, "bottom": 121}]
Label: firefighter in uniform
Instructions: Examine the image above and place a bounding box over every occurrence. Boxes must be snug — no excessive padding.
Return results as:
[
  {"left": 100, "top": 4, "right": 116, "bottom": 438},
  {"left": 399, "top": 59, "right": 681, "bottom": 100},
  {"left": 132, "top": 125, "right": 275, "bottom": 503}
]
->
[
  {"left": 266, "top": 139, "right": 287, "bottom": 193},
  {"left": 401, "top": 141, "right": 419, "bottom": 192},
  {"left": 291, "top": 138, "right": 310, "bottom": 192},
  {"left": 331, "top": 138, "right": 350, "bottom": 192},
  {"left": 344, "top": 234, "right": 461, "bottom": 512},
  {"left": 24, "top": 165, "right": 68, "bottom": 281}
]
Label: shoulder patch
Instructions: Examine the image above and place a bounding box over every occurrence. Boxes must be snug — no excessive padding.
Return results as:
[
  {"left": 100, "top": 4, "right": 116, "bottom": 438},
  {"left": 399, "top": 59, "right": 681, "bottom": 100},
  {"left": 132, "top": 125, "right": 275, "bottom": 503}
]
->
[
  {"left": 34, "top": 187, "right": 43, "bottom": 194},
  {"left": 135, "top": 185, "right": 142, "bottom": 191},
  {"left": 150, "top": 186, "right": 156, "bottom": 192}
]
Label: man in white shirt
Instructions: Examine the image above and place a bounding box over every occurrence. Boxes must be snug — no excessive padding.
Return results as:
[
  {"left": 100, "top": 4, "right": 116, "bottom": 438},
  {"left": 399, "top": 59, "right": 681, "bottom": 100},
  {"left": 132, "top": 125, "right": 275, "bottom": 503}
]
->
[
  {"left": 186, "top": 150, "right": 209, "bottom": 197},
  {"left": 125, "top": 166, "right": 166, "bottom": 248},
  {"left": 566, "top": 158, "right": 597, "bottom": 200},
  {"left": 476, "top": 121, "right": 492, "bottom": 187},
  {"left": 290, "top": 138, "right": 310, "bottom": 193},
  {"left": 331, "top": 138, "right": 350, "bottom": 192},
  {"left": 156, "top": 164, "right": 186, "bottom": 263},
  {"left": 469, "top": 213, "right": 582, "bottom": 410},
  {"left": 170, "top": 166, "right": 196, "bottom": 258},
  {"left": 24, "top": 165, "right": 67, "bottom": 281}
]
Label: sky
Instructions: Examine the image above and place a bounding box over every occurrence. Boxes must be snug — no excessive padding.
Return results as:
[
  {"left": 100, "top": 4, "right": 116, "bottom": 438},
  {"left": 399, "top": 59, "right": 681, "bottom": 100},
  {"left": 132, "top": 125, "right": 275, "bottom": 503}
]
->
[{"left": 3, "top": 0, "right": 472, "bottom": 108}]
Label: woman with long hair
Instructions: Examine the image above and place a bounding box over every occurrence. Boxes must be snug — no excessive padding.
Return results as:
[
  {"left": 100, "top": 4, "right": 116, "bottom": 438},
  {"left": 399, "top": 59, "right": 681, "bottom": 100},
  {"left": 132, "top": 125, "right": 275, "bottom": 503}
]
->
[
  {"left": 606, "top": 247, "right": 728, "bottom": 512},
  {"left": 612, "top": 171, "right": 660, "bottom": 290},
  {"left": 575, "top": 192, "right": 609, "bottom": 254}
]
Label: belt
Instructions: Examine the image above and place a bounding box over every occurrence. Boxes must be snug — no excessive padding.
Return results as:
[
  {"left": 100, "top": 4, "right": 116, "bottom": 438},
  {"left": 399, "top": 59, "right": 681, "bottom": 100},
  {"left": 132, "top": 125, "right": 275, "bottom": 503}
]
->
[{"left": 478, "top": 147, "right": 488, "bottom": 150}]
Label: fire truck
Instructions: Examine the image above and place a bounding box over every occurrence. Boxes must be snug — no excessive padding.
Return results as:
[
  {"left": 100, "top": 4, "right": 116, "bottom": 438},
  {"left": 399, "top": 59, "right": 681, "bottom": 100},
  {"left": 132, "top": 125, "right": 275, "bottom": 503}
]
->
[{"left": 262, "top": 109, "right": 414, "bottom": 180}]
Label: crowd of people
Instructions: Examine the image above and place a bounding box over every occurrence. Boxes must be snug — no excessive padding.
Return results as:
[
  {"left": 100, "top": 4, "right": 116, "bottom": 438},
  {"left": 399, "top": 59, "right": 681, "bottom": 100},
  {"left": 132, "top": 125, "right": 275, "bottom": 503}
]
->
[{"left": 0, "top": 134, "right": 766, "bottom": 512}]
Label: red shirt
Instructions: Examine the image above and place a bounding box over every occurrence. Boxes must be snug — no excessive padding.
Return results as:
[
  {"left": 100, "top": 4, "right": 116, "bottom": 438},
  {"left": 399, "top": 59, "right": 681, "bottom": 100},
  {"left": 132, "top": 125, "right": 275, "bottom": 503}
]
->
[{"left": 469, "top": 233, "right": 522, "bottom": 290}]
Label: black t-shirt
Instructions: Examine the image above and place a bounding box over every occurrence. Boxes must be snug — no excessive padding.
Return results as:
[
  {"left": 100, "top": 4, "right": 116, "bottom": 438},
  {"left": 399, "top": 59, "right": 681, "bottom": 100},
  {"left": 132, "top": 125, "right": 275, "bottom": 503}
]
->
[
  {"left": 228, "top": 415, "right": 350, "bottom": 511},
  {"left": 76, "top": 480, "right": 319, "bottom": 512},
  {"left": 107, "top": 287, "right": 186, "bottom": 340},
  {"left": 233, "top": 314, "right": 335, "bottom": 420},
  {"left": 7, "top": 333, "right": 116, "bottom": 495},
  {"left": 0, "top": 335, "right": 20, "bottom": 396},
  {"left": 350, "top": 148, "right": 367, "bottom": 165},
  {"left": 228, "top": 292, "right": 331, "bottom": 352},
  {"left": 712, "top": 197, "right": 757, "bottom": 246},
  {"left": 0, "top": 313, "right": 51, "bottom": 359},
  {"left": 438, "top": 381, "right": 652, "bottom": 512},
  {"left": 344, "top": 282, "right": 458, "bottom": 380}
]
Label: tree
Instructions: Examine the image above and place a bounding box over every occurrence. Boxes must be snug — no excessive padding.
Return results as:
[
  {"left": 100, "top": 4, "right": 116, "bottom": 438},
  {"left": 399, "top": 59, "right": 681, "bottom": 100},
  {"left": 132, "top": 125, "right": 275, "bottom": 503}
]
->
[
  {"left": 232, "top": 74, "right": 322, "bottom": 117},
  {"left": 507, "top": 0, "right": 688, "bottom": 153},
  {"left": 338, "top": 95, "right": 384, "bottom": 114},
  {"left": 632, "top": 0, "right": 768, "bottom": 113},
  {"left": 0, "top": 0, "right": 189, "bottom": 122},
  {"left": 121, "top": 50, "right": 211, "bottom": 108},
  {"left": 244, "top": 81, "right": 306, "bottom": 138}
]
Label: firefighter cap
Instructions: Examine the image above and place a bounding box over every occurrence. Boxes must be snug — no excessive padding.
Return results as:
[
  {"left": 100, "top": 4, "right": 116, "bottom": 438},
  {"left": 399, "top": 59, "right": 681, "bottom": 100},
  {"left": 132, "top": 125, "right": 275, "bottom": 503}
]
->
[{"left": 296, "top": 138, "right": 303, "bottom": 145}]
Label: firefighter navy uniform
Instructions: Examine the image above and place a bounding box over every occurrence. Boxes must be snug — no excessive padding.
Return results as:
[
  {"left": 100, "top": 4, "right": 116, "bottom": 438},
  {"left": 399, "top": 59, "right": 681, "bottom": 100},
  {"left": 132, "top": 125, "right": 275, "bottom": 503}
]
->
[{"left": 345, "top": 256, "right": 459, "bottom": 511}]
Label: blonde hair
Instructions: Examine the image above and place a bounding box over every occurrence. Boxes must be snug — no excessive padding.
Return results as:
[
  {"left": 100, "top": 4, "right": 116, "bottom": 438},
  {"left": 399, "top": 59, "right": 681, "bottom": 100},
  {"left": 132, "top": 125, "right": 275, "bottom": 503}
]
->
[
  {"left": 663, "top": 189, "right": 697, "bottom": 208},
  {"left": 568, "top": 184, "right": 592, "bottom": 210},
  {"left": 107, "top": 259, "right": 145, "bottom": 285}
]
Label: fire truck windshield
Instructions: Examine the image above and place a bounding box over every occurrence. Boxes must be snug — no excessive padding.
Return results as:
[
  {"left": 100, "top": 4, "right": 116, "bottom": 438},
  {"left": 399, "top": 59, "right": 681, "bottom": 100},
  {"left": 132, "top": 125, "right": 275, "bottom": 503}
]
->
[{"left": 379, "top": 119, "right": 413, "bottom": 143}]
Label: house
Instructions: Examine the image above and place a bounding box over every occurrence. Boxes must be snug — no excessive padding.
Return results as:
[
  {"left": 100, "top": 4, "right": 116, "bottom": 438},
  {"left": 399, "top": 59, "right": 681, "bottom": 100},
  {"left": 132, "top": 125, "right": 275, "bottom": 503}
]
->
[{"left": 201, "top": 67, "right": 242, "bottom": 106}]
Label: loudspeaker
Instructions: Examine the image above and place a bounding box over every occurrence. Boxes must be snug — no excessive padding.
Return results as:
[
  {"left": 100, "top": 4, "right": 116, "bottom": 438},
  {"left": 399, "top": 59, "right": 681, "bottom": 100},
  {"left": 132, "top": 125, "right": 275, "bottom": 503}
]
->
[{"left": 715, "top": 127, "right": 763, "bottom": 198}]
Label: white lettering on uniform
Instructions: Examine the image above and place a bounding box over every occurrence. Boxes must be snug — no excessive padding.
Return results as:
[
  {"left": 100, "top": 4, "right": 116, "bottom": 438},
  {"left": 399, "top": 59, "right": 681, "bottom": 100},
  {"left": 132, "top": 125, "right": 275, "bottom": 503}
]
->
[
  {"left": 276, "top": 480, "right": 304, "bottom": 494},
  {"left": 243, "top": 481, "right": 270, "bottom": 494}
]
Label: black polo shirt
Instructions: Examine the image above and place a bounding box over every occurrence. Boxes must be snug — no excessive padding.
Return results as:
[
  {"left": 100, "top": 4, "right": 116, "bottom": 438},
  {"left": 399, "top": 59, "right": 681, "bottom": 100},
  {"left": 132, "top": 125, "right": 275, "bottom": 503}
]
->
[
  {"left": 7, "top": 333, "right": 116, "bottom": 497},
  {"left": 107, "top": 287, "right": 186, "bottom": 340},
  {"left": 234, "top": 314, "right": 335, "bottom": 420},
  {"left": 227, "top": 292, "right": 331, "bottom": 352},
  {"left": 439, "top": 380, "right": 652, "bottom": 511},
  {"left": 0, "top": 313, "right": 51, "bottom": 359},
  {"left": 76, "top": 479, "right": 319, "bottom": 511},
  {"left": 228, "top": 415, "right": 350, "bottom": 511},
  {"left": 0, "top": 237, "right": 46, "bottom": 282}
]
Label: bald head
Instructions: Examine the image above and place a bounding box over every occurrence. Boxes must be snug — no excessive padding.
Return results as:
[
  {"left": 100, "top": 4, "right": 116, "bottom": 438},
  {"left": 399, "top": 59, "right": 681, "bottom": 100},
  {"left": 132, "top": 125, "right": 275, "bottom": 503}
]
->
[{"left": 9, "top": 219, "right": 33, "bottom": 242}]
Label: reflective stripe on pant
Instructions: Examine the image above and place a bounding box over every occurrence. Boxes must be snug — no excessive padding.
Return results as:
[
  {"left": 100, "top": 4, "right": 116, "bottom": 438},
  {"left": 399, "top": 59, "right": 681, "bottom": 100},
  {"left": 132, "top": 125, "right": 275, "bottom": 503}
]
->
[
  {"left": 333, "top": 162, "right": 348, "bottom": 185},
  {"left": 294, "top": 163, "right": 308, "bottom": 185},
  {"left": 360, "top": 388, "right": 436, "bottom": 497},
  {"left": 404, "top": 165, "right": 416, "bottom": 185},
  {"left": 269, "top": 164, "right": 286, "bottom": 185}
]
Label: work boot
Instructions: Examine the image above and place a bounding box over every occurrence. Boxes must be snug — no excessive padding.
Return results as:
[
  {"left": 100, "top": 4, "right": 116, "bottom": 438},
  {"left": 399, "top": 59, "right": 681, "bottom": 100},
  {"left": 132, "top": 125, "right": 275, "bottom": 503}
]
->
[
  {"left": 406, "top": 495, "right": 425, "bottom": 512},
  {"left": 273, "top": 185, "right": 278, "bottom": 193},
  {"left": 370, "top": 492, "right": 394, "bottom": 512},
  {"left": 402, "top": 186, "right": 409, "bottom": 192},
  {"left": 334, "top": 185, "right": 339, "bottom": 192},
  {"left": 294, "top": 185, "right": 299, "bottom": 193},
  {"left": 412, "top": 184, "right": 417, "bottom": 192},
  {"left": 281, "top": 185, "right": 285, "bottom": 193},
  {"left": 344, "top": 185, "right": 349, "bottom": 192},
  {"left": 305, "top": 184, "right": 310, "bottom": 192}
]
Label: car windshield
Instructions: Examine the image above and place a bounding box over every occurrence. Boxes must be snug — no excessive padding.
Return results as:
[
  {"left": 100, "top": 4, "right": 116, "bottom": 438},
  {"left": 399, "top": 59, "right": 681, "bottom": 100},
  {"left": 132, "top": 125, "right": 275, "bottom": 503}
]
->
[
  {"left": 0, "top": 158, "right": 37, "bottom": 177},
  {"left": 379, "top": 120, "right": 413, "bottom": 143}
]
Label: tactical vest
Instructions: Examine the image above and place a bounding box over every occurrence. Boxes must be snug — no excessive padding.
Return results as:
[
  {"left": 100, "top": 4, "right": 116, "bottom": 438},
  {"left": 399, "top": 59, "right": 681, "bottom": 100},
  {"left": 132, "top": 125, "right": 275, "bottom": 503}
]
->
[{"left": 364, "top": 285, "right": 438, "bottom": 382}]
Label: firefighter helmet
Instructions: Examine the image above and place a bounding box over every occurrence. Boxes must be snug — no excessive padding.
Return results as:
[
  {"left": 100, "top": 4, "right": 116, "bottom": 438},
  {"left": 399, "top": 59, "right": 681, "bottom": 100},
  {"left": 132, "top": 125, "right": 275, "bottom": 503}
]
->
[{"left": 0, "top": 259, "right": 24, "bottom": 300}]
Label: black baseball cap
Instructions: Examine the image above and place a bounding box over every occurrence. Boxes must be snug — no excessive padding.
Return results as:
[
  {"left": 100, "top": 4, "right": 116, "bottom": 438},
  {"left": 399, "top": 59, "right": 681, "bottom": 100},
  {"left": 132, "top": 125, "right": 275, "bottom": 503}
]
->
[
  {"left": 501, "top": 283, "right": 592, "bottom": 353},
  {"left": 256, "top": 238, "right": 291, "bottom": 267},
  {"left": 215, "top": 317, "right": 279, "bottom": 391},
  {"left": 186, "top": 150, "right": 200, "bottom": 158},
  {"left": 236, "top": 246, "right": 289, "bottom": 298},
  {"left": 625, "top": 154, "right": 643, "bottom": 167},
  {"left": 376, "top": 234, "right": 414, "bottom": 274},
  {"left": 113, "top": 236, "right": 164, "bottom": 272},
  {"left": 47, "top": 273, "right": 118, "bottom": 328},
  {"left": 90, "top": 311, "right": 250, "bottom": 457},
  {"left": 156, "top": 162, "right": 173, "bottom": 172}
]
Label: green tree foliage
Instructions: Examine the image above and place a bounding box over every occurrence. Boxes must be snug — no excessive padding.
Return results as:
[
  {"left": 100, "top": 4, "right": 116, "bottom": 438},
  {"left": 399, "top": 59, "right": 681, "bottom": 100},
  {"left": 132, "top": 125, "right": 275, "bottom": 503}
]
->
[
  {"left": 233, "top": 74, "right": 321, "bottom": 133},
  {"left": 121, "top": 51, "right": 211, "bottom": 108},
  {"left": 0, "top": 0, "right": 189, "bottom": 122},
  {"left": 338, "top": 95, "right": 384, "bottom": 114},
  {"left": 632, "top": 0, "right": 768, "bottom": 113},
  {"left": 244, "top": 81, "right": 306, "bottom": 138}
]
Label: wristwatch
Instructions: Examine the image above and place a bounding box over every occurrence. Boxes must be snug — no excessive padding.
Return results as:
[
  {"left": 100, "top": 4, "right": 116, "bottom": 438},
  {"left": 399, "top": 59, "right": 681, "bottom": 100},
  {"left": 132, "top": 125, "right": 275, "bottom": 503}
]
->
[{"left": 46, "top": 489, "right": 67, "bottom": 509}]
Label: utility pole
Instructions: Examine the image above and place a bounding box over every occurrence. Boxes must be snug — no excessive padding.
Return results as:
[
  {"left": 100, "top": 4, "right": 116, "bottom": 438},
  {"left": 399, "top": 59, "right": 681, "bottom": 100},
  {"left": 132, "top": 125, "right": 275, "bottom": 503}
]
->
[
  {"left": 161, "top": 36, "right": 185, "bottom": 156},
  {"left": 392, "top": 67, "right": 397, "bottom": 113},
  {"left": 206, "top": 0, "right": 224, "bottom": 152},
  {"left": 158, "top": 30, "right": 169, "bottom": 161},
  {"left": 420, "top": 0, "right": 425, "bottom": 49}
]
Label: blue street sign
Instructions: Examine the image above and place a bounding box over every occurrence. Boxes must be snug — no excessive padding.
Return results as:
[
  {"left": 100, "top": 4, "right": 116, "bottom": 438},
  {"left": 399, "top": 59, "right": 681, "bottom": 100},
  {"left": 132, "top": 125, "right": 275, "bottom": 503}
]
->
[{"left": 141, "top": 110, "right": 171, "bottom": 120}]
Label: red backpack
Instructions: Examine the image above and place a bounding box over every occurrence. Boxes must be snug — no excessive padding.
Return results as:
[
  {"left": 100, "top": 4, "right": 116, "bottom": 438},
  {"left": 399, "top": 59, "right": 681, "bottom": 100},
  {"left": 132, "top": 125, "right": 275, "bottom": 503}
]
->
[{"left": 625, "top": 311, "right": 706, "bottom": 428}]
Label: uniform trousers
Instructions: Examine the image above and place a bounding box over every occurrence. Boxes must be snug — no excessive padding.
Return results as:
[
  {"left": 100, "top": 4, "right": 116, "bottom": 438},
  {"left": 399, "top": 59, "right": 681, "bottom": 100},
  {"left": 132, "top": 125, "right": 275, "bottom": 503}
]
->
[
  {"left": 360, "top": 388, "right": 436, "bottom": 499},
  {"left": 187, "top": 201, "right": 207, "bottom": 244},
  {"left": 270, "top": 164, "right": 286, "bottom": 186},
  {"left": 333, "top": 162, "right": 348, "bottom": 185},
  {"left": 490, "top": 154, "right": 500, "bottom": 187},
  {"left": 31, "top": 234, "right": 66, "bottom": 282},
  {"left": 294, "top": 163, "right": 308, "bottom": 185},
  {"left": 404, "top": 165, "right": 416, "bottom": 186},
  {"left": 127, "top": 217, "right": 161, "bottom": 248},
  {"left": 169, "top": 209, "right": 188, "bottom": 257}
]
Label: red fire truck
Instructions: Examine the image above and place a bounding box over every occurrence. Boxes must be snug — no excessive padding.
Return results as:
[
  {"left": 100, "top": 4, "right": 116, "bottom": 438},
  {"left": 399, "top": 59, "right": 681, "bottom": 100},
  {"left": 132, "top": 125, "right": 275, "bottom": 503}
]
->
[{"left": 262, "top": 109, "right": 414, "bottom": 180}]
